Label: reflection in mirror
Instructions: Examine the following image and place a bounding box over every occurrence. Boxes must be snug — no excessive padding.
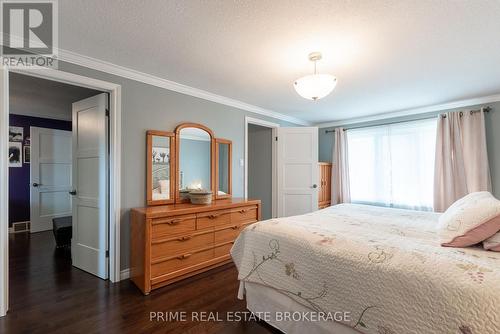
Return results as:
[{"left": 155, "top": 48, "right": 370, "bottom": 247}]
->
[
  {"left": 151, "top": 135, "right": 171, "bottom": 201},
  {"left": 179, "top": 127, "right": 211, "bottom": 192},
  {"left": 218, "top": 142, "right": 229, "bottom": 195}
]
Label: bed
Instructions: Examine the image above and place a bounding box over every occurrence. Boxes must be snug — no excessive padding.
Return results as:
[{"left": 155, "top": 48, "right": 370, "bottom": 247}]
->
[{"left": 231, "top": 204, "right": 500, "bottom": 334}]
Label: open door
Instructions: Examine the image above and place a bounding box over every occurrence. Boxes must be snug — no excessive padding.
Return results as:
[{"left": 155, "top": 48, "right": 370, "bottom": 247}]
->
[
  {"left": 277, "top": 127, "right": 319, "bottom": 217},
  {"left": 71, "top": 93, "right": 109, "bottom": 279},
  {"left": 30, "top": 127, "right": 73, "bottom": 233}
]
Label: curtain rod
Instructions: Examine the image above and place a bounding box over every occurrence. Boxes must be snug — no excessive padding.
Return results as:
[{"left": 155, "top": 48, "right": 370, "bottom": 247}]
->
[
  {"left": 325, "top": 106, "right": 492, "bottom": 133},
  {"left": 441, "top": 106, "right": 491, "bottom": 119}
]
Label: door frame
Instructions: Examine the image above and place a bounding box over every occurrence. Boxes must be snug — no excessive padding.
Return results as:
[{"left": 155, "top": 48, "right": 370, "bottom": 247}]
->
[
  {"left": 0, "top": 66, "right": 122, "bottom": 317},
  {"left": 244, "top": 116, "right": 279, "bottom": 218}
]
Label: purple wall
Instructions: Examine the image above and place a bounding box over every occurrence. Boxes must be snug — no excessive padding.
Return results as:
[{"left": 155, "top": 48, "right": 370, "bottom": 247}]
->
[{"left": 9, "top": 114, "right": 72, "bottom": 226}]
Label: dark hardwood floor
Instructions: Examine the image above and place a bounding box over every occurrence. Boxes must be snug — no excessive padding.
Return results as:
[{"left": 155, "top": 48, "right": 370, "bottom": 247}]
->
[{"left": 0, "top": 231, "right": 280, "bottom": 334}]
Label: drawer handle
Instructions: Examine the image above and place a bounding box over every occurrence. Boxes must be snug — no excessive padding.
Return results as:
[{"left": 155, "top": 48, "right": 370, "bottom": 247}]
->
[
  {"left": 208, "top": 214, "right": 219, "bottom": 219},
  {"left": 231, "top": 225, "right": 239, "bottom": 230},
  {"left": 177, "top": 236, "right": 192, "bottom": 241},
  {"left": 177, "top": 253, "right": 192, "bottom": 260},
  {"left": 167, "top": 219, "right": 181, "bottom": 225},
  {"left": 239, "top": 209, "right": 248, "bottom": 214}
]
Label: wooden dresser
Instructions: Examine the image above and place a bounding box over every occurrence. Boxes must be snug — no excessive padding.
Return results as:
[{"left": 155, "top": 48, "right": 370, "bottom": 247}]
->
[
  {"left": 130, "top": 198, "right": 261, "bottom": 294},
  {"left": 318, "top": 162, "right": 332, "bottom": 209}
]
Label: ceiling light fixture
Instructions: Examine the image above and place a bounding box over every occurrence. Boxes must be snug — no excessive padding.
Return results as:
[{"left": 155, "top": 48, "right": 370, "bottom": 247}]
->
[{"left": 294, "top": 52, "right": 337, "bottom": 101}]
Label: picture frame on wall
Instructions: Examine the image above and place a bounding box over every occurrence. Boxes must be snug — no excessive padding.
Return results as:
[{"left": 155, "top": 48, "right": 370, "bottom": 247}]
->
[
  {"left": 9, "top": 126, "right": 23, "bottom": 142},
  {"left": 9, "top": 142, "right": 22, "bottom": 168},
  {"left": 24, "top": 146, "right": 30, "bottom": 164}
]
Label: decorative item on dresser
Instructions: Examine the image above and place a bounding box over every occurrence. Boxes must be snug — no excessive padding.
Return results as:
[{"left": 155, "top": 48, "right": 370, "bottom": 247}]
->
[
  {"left": 318, "top": 162, "right": 332, "bottom": 209},
  {"left": 133, "top": 122, "right": 261, "bottom": 294}
]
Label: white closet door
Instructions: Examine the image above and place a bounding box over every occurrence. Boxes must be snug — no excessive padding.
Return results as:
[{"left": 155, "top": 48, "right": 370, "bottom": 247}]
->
[
  {"left": 71, "top": 93, "right": 109, "bottom": 279},
  {"left": 30, "top": 127, "right": 72, "bottom": 233},
  {"left": 277, "top": 127, "right": 319, "bottom": 217}
]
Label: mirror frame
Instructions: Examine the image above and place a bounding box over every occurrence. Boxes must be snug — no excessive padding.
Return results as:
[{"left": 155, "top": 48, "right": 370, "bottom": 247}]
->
[
  {"left": 215, "top": 138, "right": 232, "bottom": 199},
  {"left": 146, "top": 130, "right": 175, "bottom": 206},
  {"left": 174, "top": 123, "right": 216, "bottom": 203}
]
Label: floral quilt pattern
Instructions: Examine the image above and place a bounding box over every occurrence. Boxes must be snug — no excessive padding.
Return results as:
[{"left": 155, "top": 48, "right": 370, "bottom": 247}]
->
[{"left": 231, "top": 204, "right": 500, "bottom": 334}]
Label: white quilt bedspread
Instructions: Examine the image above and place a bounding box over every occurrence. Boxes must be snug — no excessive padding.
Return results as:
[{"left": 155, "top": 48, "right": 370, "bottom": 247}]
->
[{"left": 231, "top": 204, "right": 500, "bottom": 334}]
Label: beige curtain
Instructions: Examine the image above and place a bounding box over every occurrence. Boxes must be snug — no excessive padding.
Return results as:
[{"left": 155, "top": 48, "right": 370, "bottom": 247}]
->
[
  {"left": 332, "top": 127, "right": 351, "bottom": 204},
  {"left": 434, "top": 109, "right": 491, "bottom": 212}
]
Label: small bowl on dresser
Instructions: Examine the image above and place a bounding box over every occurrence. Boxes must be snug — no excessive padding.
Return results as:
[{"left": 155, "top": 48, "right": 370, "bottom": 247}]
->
[
  {"left": 189, "top": 190, "right": 213, "bottom": 205},
  {"left": 179, "top": 189, "right": 191, "bottom": 200}
]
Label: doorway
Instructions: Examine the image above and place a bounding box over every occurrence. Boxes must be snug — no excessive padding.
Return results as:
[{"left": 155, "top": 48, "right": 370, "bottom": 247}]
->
[
  {"left": 8, "top": 72, "right": 108, "bottom": 299},
  {"left": 244, "top": 117, "right": 279, "bottom": 219},
  {"left": 0, "top": 68, "right": 122, "bottom": 317}
]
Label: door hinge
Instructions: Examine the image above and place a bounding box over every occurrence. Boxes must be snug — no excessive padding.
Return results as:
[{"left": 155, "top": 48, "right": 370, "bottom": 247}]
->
[
  {"left": 275, "top": 136, "right": 278, "bottom": 141},
  {"left": 105, "top": 250, "right": 110, "bottom": 258},
  {"left": 105, "top": 109, "right": 110, "bottom": 117}
]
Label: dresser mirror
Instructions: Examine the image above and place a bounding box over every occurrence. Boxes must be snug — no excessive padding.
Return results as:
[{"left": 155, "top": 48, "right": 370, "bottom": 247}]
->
[
  {"left": 175, "top": 123, "right": 215, "bottom": 202},
  {"left": 147, "top": 123, "right": 233, "bottom": 205},
  {"left": 215, "top": 139, "right": 232, "bottom": 199},
  {"left": 146, "top": 130, "right": 175, "bottom": 205}
]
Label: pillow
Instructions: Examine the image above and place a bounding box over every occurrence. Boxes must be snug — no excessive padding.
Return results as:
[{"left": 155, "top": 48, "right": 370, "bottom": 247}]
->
[
  {"left": 484, "top": 232, "right": 500, "bottom": 251},
  {"left": 437, "top": 191, "right": 500, "bottom": 248}
]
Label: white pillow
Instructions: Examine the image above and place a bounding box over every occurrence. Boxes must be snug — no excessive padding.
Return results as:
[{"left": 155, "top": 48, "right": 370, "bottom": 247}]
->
[
  {"left": 484, "top": 232, "right": 500, "bottom": 251},
  {"left": 437, "top": 192, "right": 500, "bottom": 247}
]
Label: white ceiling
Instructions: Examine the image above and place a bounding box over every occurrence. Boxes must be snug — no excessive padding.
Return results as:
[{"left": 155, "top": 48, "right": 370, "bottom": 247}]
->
[{"left": 59, "top": 0, "right": 500, "bottom": 124}]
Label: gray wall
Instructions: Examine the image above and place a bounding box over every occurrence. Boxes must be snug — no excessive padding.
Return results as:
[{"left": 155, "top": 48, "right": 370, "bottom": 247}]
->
[
  {"left": 319, "top": 101, "right": 500, "bottom": 199},
  {"left": 248, "top": 124, "right": 273, "bottom": 220},
  {"left": 10, "top": 72, "right": 100, "bottom": 121},
  {"left": 56, "top": 61, "right": 298, "bottom": 270}
]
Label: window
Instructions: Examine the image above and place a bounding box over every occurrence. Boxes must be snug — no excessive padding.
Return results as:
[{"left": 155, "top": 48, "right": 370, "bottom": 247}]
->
[{"left": 347, "top": 118, "right": 437, "bottom": 211}]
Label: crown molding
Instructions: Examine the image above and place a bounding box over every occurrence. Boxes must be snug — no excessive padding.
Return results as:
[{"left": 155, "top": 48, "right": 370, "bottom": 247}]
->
[
  {"left": 56, "top": 49, "right": 311, "bottom": 126},
  {"left": 316, "top": 94, "right": 500, "bottom": 128}
]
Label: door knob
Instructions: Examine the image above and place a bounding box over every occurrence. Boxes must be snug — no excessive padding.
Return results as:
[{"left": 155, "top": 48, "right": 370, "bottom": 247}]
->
[
  {"left": 312, "top": 184, "right": 318, "bottom": 188},
  {"left": 69, "top": 190, "right": 77, "bottom": 196},
  {"left": 32, "top": 183, "right": 41, "bottom": 187}
]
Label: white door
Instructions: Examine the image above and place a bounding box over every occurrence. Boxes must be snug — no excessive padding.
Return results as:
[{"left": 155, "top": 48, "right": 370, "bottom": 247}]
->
[
  {"left": 72, "top": 93, "right": 109, "bottom": 279},
  {"left": 277, "top": 127, "right": 319, "bottom": 217},
  {"left": 30, "top": 127, "right": 73, "bottom": 233}
]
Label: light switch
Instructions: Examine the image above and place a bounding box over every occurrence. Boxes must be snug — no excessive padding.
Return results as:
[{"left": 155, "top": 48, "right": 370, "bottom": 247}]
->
[{"left": 239, "top": 158, "right": 244, "bottom": 167}]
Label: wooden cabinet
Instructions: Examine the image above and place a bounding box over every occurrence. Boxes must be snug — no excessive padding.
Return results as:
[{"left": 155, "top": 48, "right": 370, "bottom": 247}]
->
[
  {"left": 318, "top": 162, "right": 332, "bottom": 209},
  {"left": 130, "top": 198, "right": 261, "bottom": 294}
]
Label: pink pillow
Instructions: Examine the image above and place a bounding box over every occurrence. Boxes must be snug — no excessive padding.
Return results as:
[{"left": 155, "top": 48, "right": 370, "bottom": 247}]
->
[
  {"left": 483, "top": 232, "right": 500, "bottom": 252},
  {"left": 437, "top": 192, "right": 500, "bottom": 248}
]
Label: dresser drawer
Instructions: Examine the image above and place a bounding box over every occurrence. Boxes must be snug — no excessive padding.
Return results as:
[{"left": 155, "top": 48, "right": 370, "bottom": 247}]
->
[
  {"left": 151, "top": 248, "right": 214, "bottom": 279},
  {"left": 215, "top": 225, "right": 242, "bottom": 245},
  {"left": 151, "top": 214, "right": 196, "bottom": 239},
  {"left": 230, "top": 206, "right": 258, "bottom": 224},
  {"left": 197, "top": 209, "right": 231, "bottom": 229},
  {"left": 151, "top": 231, "right": 214, "bottom": 260},
  {"left": 214, "top": 242, "right": 234, "bottom": 258}
]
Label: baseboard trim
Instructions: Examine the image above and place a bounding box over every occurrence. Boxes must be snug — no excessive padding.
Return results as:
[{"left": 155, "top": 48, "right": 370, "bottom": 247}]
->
[{"left": 120, "top": 268, "right": 130, "bottom": 281}]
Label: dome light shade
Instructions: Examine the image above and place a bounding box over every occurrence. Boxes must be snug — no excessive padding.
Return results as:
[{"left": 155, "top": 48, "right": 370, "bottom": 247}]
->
[
  {"left": 294, "top": 74, "right": 337, "bottom": 101},
  {"left": 293, "top": 52, "right": 337, "bottom": 100}
]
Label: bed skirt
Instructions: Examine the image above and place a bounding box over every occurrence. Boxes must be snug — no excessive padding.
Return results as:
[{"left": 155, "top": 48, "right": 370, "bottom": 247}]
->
[{"left": 240, "top": 281, "right": 360, "bottom": 334}]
